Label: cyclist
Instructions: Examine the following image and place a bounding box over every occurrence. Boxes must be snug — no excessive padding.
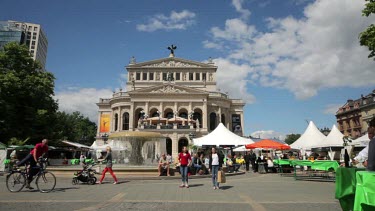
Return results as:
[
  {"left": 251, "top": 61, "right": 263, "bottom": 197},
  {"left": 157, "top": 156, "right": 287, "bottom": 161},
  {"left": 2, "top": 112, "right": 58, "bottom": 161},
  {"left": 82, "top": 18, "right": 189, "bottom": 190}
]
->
[{"left": 17, "top": 139, "right": 49, "bottom": 189}]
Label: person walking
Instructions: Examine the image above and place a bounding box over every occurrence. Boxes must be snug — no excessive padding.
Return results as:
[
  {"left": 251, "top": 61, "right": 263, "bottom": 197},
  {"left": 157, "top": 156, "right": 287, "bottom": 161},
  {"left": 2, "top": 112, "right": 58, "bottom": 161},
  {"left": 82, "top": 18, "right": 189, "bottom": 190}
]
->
[
  {"left": 209, "top": 147, "right": 224, "bottom": 190},
  {"left": 178, "top": 146, "right": 191, "bottom": 188},
  {"left": 98, "top": 146, "right": 118, "bottom": 184},
  {"left": 244, "top": 151, "right": 251, "bottom": 172},
  {"left": 250, "top": 150, "right": 257, "bottom": 172}
]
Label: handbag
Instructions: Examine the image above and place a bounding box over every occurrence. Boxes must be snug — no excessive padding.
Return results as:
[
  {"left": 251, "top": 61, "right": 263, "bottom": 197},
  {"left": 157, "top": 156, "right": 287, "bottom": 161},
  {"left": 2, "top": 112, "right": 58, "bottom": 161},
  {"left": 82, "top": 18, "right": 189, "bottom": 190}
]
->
[{"left": 218, "top": 170, "right": 226, "bottom": 183}]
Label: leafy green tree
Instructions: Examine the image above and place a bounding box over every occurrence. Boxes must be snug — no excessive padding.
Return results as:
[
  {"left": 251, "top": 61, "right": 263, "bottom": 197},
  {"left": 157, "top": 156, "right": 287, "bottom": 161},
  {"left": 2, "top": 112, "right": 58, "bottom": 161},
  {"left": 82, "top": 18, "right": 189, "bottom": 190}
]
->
[
  {"left": 359, "top": 0, "right": 375, "bottom": 59},
  {"left": 285, "top": 134, "right": 301, "bottom": 145},
  {"left": 0, "top": 42, "right": 58, "bottom": 144},
  {"left": 53, "top": 111, "right": 97, "bottom": 146}
]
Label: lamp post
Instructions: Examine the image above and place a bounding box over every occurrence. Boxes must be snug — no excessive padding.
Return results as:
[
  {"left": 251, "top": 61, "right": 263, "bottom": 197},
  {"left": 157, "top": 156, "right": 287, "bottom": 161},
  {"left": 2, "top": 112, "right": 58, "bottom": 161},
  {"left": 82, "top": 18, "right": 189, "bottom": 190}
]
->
[{"left": 101, "top": 133, "right": 109, "bottom": 144}]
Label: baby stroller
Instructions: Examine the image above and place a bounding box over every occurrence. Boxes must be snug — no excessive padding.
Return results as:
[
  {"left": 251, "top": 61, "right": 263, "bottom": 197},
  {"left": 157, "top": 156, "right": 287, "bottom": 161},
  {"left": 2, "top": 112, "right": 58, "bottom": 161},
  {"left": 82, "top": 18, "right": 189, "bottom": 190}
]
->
[{"left": 72, "top": 162, "right": 98, "bottom": 185}]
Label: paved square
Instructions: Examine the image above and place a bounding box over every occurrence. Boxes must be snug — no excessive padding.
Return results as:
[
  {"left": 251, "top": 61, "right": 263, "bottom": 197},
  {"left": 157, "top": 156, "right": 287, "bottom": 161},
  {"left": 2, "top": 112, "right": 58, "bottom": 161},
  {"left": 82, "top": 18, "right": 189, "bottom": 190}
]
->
[{"left": 0, "top": 173, "right": 341, "bottom": 211}]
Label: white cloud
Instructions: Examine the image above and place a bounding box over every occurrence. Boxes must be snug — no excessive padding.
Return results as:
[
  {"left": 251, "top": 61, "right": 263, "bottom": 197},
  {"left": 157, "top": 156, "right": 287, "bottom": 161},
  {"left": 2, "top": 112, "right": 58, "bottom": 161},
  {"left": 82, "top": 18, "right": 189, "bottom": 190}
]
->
[
  {"left": 251, "top": 130, "right": 286, "bottom": 141},
  {"left": 205, "top": 0, "right": 375, "bottom": 99},
  {"left": 55, "top": 88, "right": 113, "bottom": 123},
  {"left": 214, "top": 58, "right": 256, "bottom": 103},
  {"left": 136, "top": 10, "right": 196, "bottom": 32},
  {"left": 323, "top": 104, "right": 342, "bottom": 115},
  {"left": 232, "top": 0, "right": 251, "bottom": 19}
]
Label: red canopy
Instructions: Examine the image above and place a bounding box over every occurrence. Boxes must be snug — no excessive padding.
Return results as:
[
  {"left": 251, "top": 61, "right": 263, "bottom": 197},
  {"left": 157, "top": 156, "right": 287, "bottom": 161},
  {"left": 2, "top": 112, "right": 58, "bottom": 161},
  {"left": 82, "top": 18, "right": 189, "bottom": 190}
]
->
[{"left": 245, "top": 139, "right": 291, "bottom": 150}]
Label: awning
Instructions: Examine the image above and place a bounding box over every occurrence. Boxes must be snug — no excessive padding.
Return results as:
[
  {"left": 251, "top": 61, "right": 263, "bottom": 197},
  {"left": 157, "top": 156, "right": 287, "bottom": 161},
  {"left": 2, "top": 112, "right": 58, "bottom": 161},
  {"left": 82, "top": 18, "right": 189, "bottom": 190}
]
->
[
  {"left": 246, "top": 139, "right": 291, "bottom": 150},
  {"left": 61, "top": 140, "right": 92, "bottom": 149}
]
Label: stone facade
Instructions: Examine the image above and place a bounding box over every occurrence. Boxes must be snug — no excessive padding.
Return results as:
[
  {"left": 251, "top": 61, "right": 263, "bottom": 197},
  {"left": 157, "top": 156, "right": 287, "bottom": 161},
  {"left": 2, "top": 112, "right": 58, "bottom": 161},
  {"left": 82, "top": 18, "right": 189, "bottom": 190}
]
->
[
  {"left": 97, "top": 55, "right": 245, "bottom": 157},
  {"left": 336, "top": 89, "right": 375, "bottom": 138}
]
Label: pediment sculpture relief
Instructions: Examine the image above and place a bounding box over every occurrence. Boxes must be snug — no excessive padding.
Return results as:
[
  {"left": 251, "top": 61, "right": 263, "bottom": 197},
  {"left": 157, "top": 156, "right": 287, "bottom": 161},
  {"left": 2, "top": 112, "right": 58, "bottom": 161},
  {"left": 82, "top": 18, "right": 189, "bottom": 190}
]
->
[
  {"left": 151, "top": 85, "right": 187, "bottom": 93},
  {"left": 143, "top": 61, "right": 200, "bottom": 68}
]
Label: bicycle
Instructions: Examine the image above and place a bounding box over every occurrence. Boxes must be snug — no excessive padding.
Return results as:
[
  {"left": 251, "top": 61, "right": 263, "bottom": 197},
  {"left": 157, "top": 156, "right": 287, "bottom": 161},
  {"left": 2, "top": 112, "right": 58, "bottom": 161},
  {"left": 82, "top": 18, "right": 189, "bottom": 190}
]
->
[{"left": 6, "top": 158, "right": 56, "bottom": 193}]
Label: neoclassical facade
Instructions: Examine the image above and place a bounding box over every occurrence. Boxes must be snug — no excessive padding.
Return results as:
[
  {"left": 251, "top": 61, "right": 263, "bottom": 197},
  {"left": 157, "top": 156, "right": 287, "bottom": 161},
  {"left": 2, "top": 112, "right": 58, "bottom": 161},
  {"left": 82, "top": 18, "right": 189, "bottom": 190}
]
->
[{"left": 97, "top": 52, "right": 245, "bottom": 157}]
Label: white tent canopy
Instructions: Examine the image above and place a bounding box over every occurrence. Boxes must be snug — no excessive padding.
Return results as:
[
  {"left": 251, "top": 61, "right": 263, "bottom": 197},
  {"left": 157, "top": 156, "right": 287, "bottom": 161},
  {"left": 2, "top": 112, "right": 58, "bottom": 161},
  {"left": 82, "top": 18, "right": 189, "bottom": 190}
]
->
[
  {"left": 315, "top": 125, "right": 344, "bottom": 148},
  {"left": 291, "top": 121, "right": 326, "bottom": 150},
  {"left": 233, "top": 145, "right": 250, "bottom": 152},
  {"left": 90, "top": 140, "right": 124, "bottom": 151},
  {"left": 62, "top": 140, "right": 92, "bottom": 149},
  {"left": 350, "top": 133, "right": 370, "bottom": 147},
  {"left": 193, "top": 123, "right": 254, "bottom": 146}
]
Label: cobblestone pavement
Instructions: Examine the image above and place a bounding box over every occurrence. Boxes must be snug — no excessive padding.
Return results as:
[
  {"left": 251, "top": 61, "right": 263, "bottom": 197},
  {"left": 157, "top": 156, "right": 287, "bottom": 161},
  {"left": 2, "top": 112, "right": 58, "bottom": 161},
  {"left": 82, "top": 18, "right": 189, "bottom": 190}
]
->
[{"left": 0, "top": 172, "right": 341, "bottom": 211}]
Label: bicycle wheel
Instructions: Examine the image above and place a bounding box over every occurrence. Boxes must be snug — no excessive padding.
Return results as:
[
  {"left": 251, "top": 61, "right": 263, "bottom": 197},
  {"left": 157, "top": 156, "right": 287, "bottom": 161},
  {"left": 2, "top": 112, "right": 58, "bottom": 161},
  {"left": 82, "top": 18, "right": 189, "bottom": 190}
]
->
[
  {"left": 36, "top": 172, "right": 56, "bottom": 193},
  {"left": 6, "top": 172, "right": 26, "bottom": 192}
]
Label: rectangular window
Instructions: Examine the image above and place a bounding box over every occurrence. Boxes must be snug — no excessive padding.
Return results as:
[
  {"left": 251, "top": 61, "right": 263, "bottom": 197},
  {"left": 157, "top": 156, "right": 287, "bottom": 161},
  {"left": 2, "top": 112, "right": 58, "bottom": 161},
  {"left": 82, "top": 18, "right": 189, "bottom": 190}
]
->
[
  {"left": 203, "top": 73, "right": 207, "bottom": 81},
  {"left": 189, "top": 73, "right": 194, "bottom": 81},
  {"left": 196, "top": 73, "right": 200, "bottom": 81},
  {"left": 142, "top": 72, "right": 147, "bottom": 80},
  {"left": 176, "top": 73, "right": 180, "bottom": 80},
  {"left": 28, "top": 26, "right": 32, "bottom": 30},
  {"left": 163, "top": 73, "right": 167, "bottom": 81},
  {"left": 32, "top": 41, "right": 36, "bottom": 45},
  {"left": 149, "top": 72, "right": 154, "bottom": 80},
  {"left": 34, "top": 26, "right": 38, "bottom": 31},
  {"left": 32, "top": 35, "right": 36, "bottom": 39},
  {"left": 33, "top": 32, "right": 37, "bottom": 35},
  {"left": 136, "top": 72, "right": 141, "bottom": 80}
]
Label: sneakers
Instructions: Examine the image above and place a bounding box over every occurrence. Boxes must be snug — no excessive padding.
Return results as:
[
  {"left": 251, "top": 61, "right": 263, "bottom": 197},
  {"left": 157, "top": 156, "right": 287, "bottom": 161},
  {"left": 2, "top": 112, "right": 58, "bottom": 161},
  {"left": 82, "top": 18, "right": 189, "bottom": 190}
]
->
[
  {"left": 179, "top": 184, "right": 185, "bottom": 188},
  {"left": 185, "top": 184, "right": 189, "bottom": 188},
  {"left": 213, "top": 186, "right": 216, "bottom": 190},
  {"left": 113, "top": 182, "right": 118, "bottom": 184}
]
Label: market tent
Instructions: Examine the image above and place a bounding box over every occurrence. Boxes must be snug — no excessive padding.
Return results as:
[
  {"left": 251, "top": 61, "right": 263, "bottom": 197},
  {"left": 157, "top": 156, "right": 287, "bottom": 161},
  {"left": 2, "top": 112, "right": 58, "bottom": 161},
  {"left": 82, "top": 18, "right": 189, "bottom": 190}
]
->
[
  {"left": 350, "top": 133, "right": 370, "bottom": 147},
  {"left": 61, "top": 140, "right": 92, "bottom": 149},
  {"left": 315, "top": 125, "right": 344, "bottom": 147},
  {"left": 193, "top": 123, "right": 254, "bottom": 146},
  {"left": 233, "top": 145, "right": 250, "bottom": 152},
  {"left": 245, "top": 139, "right": 291, "bottom": 150},
  {"left": 290, "top": 121, "right": 326, "bottom": 150}
]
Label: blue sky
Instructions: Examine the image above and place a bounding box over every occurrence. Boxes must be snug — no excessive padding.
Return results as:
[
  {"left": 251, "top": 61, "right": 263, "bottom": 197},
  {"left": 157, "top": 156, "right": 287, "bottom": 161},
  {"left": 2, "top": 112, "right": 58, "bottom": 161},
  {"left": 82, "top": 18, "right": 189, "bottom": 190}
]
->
[{"left": 1, "top": 0, "right": 374, "bottom": 139}]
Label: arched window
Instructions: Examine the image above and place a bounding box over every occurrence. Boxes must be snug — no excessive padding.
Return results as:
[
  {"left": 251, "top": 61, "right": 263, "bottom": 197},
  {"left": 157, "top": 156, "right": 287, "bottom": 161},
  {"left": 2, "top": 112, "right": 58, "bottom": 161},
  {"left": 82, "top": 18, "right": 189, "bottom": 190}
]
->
[
  {"left": 122, "top": 112, "right": 129, "bottom": 130},
  {"left": 210, "top": 112, "right": 217, "bottom": 131},
  {"left": 193, "top": 110, "right": 202, "bottom": 128},
  {"left": 114, "top": 114, "right": 119, "bottom": 131},
  {"left": 178, "top": 138, "right": 189, "bottom": 153}
]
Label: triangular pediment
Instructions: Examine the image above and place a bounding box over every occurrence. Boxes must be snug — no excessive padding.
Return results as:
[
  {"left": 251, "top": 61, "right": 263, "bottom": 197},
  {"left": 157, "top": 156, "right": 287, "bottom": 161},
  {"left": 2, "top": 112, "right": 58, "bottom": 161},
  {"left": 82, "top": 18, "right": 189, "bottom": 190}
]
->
[
  {"left": 127, "top": 57, "right": 216, "bottom": 68},
  {"left": 128, "top": 83, "right": 209, "bottom": 95}
]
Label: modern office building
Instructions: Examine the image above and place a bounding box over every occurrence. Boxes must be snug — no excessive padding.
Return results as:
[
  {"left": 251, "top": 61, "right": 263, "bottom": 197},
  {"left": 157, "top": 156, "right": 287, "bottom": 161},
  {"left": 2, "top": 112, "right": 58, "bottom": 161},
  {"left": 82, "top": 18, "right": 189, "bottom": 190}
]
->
[
  {"left": 0, "top": 20, "right": 48, "bottom": 69},
  {"left": 97, "top": 48, "right": 246, "bottom": 157}
]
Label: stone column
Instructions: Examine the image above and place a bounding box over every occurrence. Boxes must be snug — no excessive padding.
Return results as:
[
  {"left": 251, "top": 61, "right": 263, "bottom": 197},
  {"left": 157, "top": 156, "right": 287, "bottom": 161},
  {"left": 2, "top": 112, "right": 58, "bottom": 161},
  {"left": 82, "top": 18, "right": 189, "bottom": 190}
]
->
[
  {"left": 145, "top": 102, "right": 149, "bottom": 116},
  {"left": 118, "top": 107, "right": 122, "bottom": 131},
  {"left": 129, "top": 102, "right": 134, "bottom": 131},
  {"left": 97, "top": 111, "right": 101, "bottom": 136},
  {"left": 203, "top": 100, "right": 208, "bottom": 130}
]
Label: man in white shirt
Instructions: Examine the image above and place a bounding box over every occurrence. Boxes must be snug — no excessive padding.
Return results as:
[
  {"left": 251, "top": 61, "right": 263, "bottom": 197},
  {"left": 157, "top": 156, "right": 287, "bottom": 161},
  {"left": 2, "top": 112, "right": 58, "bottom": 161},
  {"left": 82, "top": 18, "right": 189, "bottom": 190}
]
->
[{"left": 353, "top": 127, "right": 374, "bottom": 166}]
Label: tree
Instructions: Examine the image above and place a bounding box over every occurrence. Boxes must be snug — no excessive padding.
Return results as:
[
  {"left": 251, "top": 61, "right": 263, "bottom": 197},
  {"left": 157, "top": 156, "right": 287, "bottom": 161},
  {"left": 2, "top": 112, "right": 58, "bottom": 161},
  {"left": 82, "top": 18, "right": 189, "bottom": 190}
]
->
[
  {"left": 53, "top": 111, "right": 97, "bottom": 146},
  {"left": 284, "top": 134, "right": 301, "bottom": 145},
  {"left": 359, "top": 0, "right": 375, "bottom": 60},
  {"left": 0, "top": 42, "right": 58, "bottom": 144}
]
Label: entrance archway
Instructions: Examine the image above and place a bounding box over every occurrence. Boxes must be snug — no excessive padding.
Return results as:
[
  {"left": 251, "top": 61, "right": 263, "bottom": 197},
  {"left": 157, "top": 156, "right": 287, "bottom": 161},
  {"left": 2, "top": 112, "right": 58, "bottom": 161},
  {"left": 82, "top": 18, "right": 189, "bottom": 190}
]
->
[
  {"left": 166, "top": 137, "right": 172, "bottom": 155},
  {"left": 178, "top": 138, "right": 189, "bottom": 153}
]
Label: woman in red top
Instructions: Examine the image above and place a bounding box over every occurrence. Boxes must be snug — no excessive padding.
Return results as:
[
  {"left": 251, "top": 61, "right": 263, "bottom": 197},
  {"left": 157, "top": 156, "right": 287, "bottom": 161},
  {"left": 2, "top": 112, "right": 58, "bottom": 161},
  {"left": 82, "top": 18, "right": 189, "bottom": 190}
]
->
[{"left": 178, "top": 146, "right": 191, "bottom": 188}]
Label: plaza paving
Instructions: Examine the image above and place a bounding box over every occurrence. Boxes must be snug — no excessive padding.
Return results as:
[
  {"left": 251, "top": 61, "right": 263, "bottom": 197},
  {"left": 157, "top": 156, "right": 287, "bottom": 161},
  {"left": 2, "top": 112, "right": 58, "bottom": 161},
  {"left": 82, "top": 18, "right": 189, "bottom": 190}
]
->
[{"left": 0, "top": 172, "right": 341, "bottom": 211}]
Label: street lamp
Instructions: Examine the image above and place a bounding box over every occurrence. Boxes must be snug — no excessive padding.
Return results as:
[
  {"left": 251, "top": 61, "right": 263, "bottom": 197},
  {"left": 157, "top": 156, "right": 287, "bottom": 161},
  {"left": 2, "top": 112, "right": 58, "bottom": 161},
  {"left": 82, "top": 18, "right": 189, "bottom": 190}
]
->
[{"left": 102, "top": 133, "right": 109, "bottom": 144}]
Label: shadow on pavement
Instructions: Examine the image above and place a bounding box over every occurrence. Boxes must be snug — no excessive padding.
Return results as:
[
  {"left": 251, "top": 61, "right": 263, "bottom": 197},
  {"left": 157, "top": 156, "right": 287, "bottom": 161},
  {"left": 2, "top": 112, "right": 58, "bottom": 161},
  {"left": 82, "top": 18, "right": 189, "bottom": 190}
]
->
[
  {"left": 188, "top": 184, "right": 204, "bottom": 188},
  {"left": 219, "top": 185, "right": 233, "bottom": 190}
]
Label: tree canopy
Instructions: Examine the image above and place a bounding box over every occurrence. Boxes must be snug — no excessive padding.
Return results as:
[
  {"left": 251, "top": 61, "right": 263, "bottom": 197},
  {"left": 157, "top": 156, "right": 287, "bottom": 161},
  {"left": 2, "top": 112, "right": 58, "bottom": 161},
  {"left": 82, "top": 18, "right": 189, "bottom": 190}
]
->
[
  {"left": 285, "top": 134, "right": 301, "bottom": 145},
  {"left": 53, "top": 111, "right": 97, "bottom": 146},
  {"left": 0, "top": 42, "right": 58, "bottom": 144},
  {"left": 359, "top": 0, "right": 375, "bottom": 60}
]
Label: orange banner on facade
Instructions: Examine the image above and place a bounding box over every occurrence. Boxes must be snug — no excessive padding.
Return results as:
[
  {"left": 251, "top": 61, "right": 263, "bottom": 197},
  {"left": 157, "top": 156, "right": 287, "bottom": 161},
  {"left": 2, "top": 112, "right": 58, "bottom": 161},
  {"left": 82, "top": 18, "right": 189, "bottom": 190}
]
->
[{"left": 100, "top": 113, "right": 110, "bottom": 133}]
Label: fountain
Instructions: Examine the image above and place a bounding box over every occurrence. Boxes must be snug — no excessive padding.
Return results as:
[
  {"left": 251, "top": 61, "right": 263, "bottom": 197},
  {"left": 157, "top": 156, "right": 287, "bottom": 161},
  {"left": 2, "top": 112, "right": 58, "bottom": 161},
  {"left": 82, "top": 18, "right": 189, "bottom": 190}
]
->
[{"left": 108, "top": 131, "right": 166, "bottom": 166}]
